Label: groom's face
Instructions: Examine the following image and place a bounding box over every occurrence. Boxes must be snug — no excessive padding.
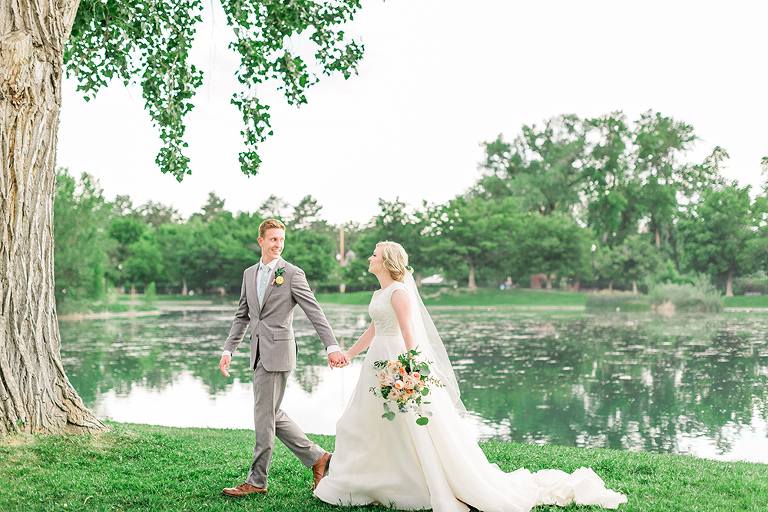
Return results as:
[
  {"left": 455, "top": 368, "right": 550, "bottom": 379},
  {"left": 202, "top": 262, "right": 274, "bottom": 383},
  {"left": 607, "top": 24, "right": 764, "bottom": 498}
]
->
[{"left": 258, "top": 228, "right": 285, "bottom": 263}]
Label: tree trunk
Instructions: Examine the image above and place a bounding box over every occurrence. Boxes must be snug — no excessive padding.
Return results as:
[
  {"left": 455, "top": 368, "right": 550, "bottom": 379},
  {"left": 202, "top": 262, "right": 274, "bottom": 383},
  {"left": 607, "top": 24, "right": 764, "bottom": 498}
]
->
[
  {"left": 545, "top": 276, "right": 552, "bottom": 289},
  {"left": 467, "top": 262, "right": 476, "bottom": 290},
  {"left": 654, "top": 224, "right": 661, "bottom": 249},
  {"left": 608, "top": 281, "right": 613, "bottom": 292},
  {"left": 1, "top": 0, "right": 105, "bottom": 434},
  {"left": 726, "top": 269, "right": 734, "bottom": 297},
  {"left": 632, "top": 279, "right": 638, "bottom": 294},
  {"left": 181, "top": 277, "right": 188, "bottom": 296}
]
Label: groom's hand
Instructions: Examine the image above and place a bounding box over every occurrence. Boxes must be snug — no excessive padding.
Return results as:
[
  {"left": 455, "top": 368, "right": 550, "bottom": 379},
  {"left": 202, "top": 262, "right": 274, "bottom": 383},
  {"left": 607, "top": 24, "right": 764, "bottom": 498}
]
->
[
  {"left": 219, "top": 354, "right": 232, "bottom": 377},
  {"left": 328, "top": 351, "right": 347, "bottom": 369}
]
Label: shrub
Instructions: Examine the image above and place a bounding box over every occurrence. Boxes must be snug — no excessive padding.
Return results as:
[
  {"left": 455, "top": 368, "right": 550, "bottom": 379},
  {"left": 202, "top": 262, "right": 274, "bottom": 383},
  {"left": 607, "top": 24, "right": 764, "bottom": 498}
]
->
[
  {"left": 648, "top": 275, "right": 723, "bottom": 312},
  {"left": 140, "top": 282, "right": 157, "bottom": 311},
  {"left": 732, "top": 272, "right": 768, "bottom": 296}
]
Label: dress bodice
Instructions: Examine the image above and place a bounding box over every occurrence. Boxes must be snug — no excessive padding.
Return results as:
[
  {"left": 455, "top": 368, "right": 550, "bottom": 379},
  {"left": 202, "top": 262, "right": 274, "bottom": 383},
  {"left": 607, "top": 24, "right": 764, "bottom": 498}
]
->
[{"left": 368, "top": 282, "right": 407, "bottom": 336}]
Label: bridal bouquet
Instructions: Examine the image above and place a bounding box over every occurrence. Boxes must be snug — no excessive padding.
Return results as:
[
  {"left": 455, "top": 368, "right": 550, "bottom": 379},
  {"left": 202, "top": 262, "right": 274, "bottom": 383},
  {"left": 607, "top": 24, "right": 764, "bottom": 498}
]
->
[{"left": 369, "top": 349, "right": 442, "bottom": 426}]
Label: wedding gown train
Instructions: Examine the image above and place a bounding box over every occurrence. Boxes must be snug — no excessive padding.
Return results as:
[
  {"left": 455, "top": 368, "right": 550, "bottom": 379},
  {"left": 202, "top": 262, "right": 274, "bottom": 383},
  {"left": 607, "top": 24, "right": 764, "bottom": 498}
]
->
[{"left": 314, "top": 282, "right": 627, "bottom": 512}]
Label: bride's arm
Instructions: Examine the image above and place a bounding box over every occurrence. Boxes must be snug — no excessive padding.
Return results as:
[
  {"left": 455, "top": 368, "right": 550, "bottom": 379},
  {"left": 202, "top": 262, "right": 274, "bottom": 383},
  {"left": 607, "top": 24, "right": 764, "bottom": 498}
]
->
[
  {"left": 391, "top": 289, "right": 416, "bottom": 352},
  {"left": 345, "top": 321, "right": 375, "bottom": 360}
]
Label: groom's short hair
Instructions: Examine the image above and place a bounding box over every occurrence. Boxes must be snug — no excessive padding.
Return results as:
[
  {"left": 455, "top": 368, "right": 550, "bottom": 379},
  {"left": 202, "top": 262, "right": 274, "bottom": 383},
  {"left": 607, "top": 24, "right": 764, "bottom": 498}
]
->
[{"left": 259, "top": 219, "right": 286, "bottom": 239}]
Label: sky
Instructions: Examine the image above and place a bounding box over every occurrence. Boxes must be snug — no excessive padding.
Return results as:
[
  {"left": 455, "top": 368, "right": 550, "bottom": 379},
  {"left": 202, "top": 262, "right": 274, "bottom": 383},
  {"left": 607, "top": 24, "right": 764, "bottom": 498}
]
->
[{"left": 57, "top": 0, "right": 768, "bottom": 226}]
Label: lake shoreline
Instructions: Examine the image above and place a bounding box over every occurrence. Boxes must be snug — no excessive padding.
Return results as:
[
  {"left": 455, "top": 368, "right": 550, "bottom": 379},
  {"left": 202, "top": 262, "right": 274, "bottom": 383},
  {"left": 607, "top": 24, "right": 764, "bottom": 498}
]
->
[{"left": 57, "top": 300, "right": 768, "bottom": 321}]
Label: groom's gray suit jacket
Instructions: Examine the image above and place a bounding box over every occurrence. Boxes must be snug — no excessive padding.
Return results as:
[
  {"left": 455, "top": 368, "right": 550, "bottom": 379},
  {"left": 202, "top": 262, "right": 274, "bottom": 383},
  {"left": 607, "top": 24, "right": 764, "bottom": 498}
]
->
[{"left": 223, "top": 257, "right": 337, "bottom": 371}]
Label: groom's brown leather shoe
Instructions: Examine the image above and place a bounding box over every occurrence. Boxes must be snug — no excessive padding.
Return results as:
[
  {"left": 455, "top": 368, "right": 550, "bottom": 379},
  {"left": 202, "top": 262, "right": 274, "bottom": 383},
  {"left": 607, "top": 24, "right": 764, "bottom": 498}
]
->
[
  {"left": 311, "top": 452, "right": 332, "bottom": 490},
  {"left": 222, "top": 483, "right": 267, "bottom": 497}
]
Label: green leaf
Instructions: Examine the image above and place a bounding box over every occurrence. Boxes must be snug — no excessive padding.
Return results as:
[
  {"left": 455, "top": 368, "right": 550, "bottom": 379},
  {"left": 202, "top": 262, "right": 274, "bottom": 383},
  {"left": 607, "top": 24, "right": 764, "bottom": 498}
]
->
[
  {"left": 383, "top": 412, "right": 396, "bottom": 421},
  {"left": 65, "top": 0, "right": 365, "bottom": 179},
  {"left": 421, "top": 387, "right": 430, "bottom": 396},
  {"left": 416, "top": 417, "right": 429, "bottom": 426}
]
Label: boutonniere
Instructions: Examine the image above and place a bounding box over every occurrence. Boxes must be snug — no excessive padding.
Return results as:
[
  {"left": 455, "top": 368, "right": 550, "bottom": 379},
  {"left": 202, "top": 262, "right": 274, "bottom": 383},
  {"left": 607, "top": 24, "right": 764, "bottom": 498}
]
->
[{"left": 272, "top": 267, "right": 286, "bottom": 286}]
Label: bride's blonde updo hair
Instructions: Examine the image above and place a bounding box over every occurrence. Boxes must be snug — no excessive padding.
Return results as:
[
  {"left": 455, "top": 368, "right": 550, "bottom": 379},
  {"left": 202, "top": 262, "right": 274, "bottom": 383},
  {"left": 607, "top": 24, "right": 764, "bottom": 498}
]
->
[{"left": 377, "top": 241, "right": 409, "bottom": 282}]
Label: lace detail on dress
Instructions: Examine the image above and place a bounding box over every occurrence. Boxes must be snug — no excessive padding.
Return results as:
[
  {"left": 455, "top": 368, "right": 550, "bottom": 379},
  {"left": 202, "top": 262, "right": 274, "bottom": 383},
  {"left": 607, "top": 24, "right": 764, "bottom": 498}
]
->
[{"left": 368, "top": 282, "right": 407, "bottom": 336}]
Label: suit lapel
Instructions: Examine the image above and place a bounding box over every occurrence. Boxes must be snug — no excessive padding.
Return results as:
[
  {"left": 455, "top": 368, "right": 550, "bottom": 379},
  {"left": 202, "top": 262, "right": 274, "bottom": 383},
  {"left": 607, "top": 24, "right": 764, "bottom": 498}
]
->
[{"left": 260, "top": 258, "right": 284, "bottom": 310}]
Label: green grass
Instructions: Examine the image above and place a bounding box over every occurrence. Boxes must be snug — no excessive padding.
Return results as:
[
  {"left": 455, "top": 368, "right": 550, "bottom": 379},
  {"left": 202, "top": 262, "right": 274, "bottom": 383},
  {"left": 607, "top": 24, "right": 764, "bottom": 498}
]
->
[
  {"left": 313, "top": 290, "right": 376, "bottom": 305},
  {"left": 2, "top": 422, "right": 766, "bottom": 511},
  {"left": 724, "top": 294, "right": 768, "bottom": 308},
  {"left": 317, "top": 288, "right": 589, "bottom": 308},
  {"left": 82, "top": 290, "right": 768, "bottom": 311},
  {"left": 114, "top": 294, "right": 214, "bottom": 303},
  {"left": 585, "top": 293, "right": 652, "bottom": 312},
  {"left": 316, "top": 288, "right": 768, "bottom": 311}
]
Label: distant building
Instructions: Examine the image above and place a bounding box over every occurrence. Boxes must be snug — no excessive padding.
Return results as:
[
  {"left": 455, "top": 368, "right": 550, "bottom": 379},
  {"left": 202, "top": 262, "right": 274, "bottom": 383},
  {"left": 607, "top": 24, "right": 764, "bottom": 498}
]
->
[{"left": 530, "top": 274, "right": 547, "bottom": 288}]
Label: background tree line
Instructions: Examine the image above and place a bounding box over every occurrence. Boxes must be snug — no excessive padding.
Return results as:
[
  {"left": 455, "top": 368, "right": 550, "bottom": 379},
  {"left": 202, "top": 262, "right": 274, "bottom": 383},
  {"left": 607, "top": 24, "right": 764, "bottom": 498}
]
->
[{"left": 55, "top": 110, "right": 768, "bottom": 310}]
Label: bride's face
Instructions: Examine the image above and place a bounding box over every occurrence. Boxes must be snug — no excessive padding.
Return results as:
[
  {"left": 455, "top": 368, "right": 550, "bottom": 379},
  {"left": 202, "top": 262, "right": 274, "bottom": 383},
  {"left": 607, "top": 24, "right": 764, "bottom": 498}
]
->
[{"left": 368, "top": 247, "right": 384, "bottom": 274}]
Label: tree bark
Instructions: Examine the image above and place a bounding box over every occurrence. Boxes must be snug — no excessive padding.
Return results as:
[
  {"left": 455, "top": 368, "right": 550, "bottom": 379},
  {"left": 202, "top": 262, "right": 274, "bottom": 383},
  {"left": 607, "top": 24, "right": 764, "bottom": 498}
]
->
[
  {"left": 1, "top": 0, "right": 105, "bottom": 434},
  {"left": 632, "top": 279, "right": 638, "bottom": 294},
  {"left": 726, "top": 269, "right": 734, "bottom": 297},
  {"left": 467, "top": 262, "right": 476, "bottom": 290}
]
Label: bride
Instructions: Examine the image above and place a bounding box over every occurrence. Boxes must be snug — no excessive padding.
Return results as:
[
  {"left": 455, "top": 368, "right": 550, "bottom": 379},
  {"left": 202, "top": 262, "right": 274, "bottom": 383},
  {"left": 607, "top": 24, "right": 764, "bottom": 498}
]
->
[{"left": 314, "top": 241, "right": 627, "bottom": 512}]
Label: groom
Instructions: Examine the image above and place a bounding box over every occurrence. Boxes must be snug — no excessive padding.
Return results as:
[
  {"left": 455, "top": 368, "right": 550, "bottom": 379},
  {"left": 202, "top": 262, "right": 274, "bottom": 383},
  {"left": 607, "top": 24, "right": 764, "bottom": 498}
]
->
[{"left": 218, "top": 218, "right": 348, "bottom": 497}]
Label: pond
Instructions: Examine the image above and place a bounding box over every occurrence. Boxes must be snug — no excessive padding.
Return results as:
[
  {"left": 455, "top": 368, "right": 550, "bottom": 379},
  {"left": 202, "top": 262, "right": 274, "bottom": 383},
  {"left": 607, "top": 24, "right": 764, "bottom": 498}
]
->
[{"left": 59, "top": 306, "right": 768, "bottom": 464}]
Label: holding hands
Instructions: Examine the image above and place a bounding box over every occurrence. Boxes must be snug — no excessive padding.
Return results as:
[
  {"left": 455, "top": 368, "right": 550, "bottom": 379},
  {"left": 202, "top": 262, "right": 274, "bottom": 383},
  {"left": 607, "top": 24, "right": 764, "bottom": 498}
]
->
[
  {"left": 219, "top": 350, "right": 350, "bottom": 375},
  {"left": 328, "top": 351, "right": 350, "bottom": 369}
]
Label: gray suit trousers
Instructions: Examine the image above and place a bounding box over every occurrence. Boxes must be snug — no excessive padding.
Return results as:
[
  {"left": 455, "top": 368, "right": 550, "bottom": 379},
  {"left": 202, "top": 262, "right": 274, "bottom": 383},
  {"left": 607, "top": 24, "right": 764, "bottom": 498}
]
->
[{"left": 246, "top": 360, "right": 325, "bottom": 488}]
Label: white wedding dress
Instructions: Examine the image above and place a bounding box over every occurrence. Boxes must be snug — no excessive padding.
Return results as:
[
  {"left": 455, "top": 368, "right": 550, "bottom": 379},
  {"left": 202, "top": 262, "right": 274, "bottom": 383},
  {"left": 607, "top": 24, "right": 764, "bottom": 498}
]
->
[{"left": 314, "top": 281, "right": 627, "bottom": 512}]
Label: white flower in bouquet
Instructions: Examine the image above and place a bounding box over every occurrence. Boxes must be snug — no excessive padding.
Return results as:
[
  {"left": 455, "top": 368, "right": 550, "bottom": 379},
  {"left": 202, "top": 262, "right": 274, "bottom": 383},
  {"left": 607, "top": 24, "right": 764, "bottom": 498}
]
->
[{"left": 369, "top": 348, "right": 444, "bottom": 426}]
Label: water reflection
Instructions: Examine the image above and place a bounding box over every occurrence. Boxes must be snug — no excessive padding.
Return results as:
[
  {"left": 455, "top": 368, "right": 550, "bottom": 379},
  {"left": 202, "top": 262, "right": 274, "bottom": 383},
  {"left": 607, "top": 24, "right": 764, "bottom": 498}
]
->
[{"left": 59, "top": 308, "right": 768, "bottom": 463}]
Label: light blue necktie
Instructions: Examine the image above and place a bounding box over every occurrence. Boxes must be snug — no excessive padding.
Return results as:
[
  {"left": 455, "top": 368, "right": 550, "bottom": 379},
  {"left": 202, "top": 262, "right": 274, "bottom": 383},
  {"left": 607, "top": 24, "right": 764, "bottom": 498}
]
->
[{"left": 258, "top": 264, "right": 271, "bottom": 308}]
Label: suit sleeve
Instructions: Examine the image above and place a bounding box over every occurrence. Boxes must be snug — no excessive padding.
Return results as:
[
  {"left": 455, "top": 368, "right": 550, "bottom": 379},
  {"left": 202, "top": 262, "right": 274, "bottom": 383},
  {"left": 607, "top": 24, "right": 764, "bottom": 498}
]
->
[
  {"left": 291, "top": 268, "right": 337, "bottom": 349},
  {"left": 223, "top": 271, "right": 250, "bottom": 354}
]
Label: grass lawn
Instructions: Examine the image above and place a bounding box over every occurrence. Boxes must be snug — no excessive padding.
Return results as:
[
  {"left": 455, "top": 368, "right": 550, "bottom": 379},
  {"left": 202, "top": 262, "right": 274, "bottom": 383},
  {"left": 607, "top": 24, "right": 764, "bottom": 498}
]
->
[
  {"left": 107, "top": 290, "right": 768, "bottom": 310},
  {"left": 723, "top": 295, "right": 768, "bottom": 308},
  {"left": 317, "top": 288, "right": 589, "bottom": 308},
  {"left": 2, "top": 422, "right": 766, "bottom": 511}
]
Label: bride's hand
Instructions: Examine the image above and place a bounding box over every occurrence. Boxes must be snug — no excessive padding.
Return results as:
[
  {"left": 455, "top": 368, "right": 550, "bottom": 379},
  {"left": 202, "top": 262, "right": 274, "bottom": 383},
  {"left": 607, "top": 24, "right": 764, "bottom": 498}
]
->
[{"left": 328, "top": 351, "right": 347, "bottom": 369}]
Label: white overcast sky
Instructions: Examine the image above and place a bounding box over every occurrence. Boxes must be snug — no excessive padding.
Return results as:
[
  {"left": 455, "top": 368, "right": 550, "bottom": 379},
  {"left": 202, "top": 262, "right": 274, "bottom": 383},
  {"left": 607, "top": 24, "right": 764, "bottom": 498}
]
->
[{"left": 57, "top": 0, "right": 768, "bottom": 225}]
